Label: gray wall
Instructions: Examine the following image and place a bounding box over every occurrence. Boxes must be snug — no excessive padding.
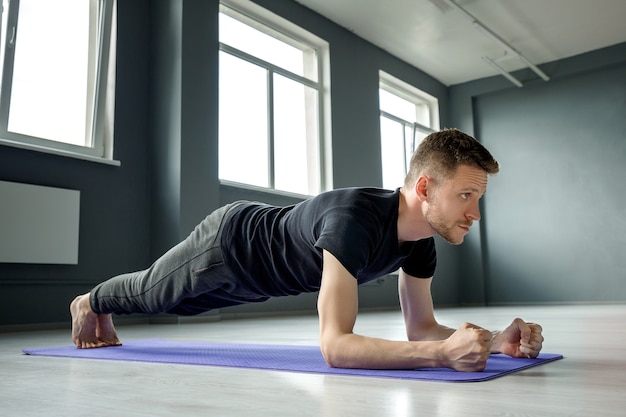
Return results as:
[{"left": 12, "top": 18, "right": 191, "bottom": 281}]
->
[
  {"left": 450, "top": 43, "right": 626, "bottom": 304},
  {"left": 149, "top": 0, "right": 220, "bottom": 258}
]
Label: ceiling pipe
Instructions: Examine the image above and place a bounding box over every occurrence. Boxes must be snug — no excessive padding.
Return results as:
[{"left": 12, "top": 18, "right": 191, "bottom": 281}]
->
[
  {"left": 481, "top": 56, "right": 523, "bottom": 87},
  {"left": 444, "top": 0, "right": 550, "bottom": 82}
]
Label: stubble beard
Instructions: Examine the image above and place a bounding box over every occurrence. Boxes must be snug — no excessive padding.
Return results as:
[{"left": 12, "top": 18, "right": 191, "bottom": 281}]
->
[{"left": 424, "top": 205, "right": 465, "bottom": 246}]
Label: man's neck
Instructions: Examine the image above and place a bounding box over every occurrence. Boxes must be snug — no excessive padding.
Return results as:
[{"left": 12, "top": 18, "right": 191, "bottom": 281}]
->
[{"left": 397, "top": 187, "right": 435, "bottom": 243}]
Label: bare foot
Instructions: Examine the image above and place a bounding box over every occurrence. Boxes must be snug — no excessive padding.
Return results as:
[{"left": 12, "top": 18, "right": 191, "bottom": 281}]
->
[
  {"left": 96, "top": 312, "right": 122, "bottom": 347},
  {"left": 70, "top": 293, "right": 121, "bottom": 349}
]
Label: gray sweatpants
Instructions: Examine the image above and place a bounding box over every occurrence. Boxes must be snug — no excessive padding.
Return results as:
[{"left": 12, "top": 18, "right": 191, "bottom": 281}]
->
[{"left": 90, "top": 202, "right": 268, "bottom": 316}]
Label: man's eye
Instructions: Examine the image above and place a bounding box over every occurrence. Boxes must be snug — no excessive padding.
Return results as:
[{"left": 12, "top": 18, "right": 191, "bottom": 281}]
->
[{"left": 460, "top": 193, "right": 469, "bottom": 200}]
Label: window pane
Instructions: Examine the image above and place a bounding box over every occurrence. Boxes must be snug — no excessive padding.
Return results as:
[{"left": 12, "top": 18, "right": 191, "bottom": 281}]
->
[
  {"left": 380, "top": 116, "right": 407, "bottom": 190},
  {"left": 273, "top": 73, "right": 319, "bottom": 195},
  {"left": 379, "top": 89, "right": 416, "bottom": 123},
  {"left": 218, "top": 5, "right": 325, "bottom": 195},
  {"left": 220, "top": 12, "right": 311, "bottom": 79},
  {"left": 218, "top": 52, "right": 268, "bottom": 187},
  {"left": 7, "top": 0, "right": 90, "bottom": 146}
]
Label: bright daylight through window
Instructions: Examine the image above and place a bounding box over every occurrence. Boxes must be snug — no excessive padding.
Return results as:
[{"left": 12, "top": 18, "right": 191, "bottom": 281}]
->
[
  {"left": 0, "top": 0, "right": 116, "bottom": 163},
  {"left": 379, "top": 71, "right": 439, "bottom": 190},
  {"left": 218, "top": 3, "right": 328, "bottom": 196}
]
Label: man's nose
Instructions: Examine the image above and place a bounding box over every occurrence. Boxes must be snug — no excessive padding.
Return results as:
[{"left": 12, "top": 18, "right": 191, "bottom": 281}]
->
[{"left": 467, "top": 201, "right": 481, "bottom": 221}]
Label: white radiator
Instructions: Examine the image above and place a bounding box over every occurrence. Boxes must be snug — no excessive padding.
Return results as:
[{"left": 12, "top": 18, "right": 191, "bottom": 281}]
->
[{"left": 0, "top": 180, "right": 80, "bottom": 264}]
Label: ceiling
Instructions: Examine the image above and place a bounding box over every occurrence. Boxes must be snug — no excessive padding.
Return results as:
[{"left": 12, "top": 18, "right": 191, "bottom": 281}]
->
[{"left": 294, "top": 0, "right": 626, "bottom": 86}]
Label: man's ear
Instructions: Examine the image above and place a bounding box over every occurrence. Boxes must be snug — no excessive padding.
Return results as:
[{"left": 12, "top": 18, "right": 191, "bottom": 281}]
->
[{"left": 415, "top": 175, "right": 430, "bottom": 201}]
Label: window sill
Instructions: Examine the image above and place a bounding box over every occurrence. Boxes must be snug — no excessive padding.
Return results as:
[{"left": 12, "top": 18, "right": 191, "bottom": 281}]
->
[
  {"left": 219, "top": 180, "right": 314, "bottom": 200},
  {"left": 0, "top": 138, "right": 121, "bottom": 166}
]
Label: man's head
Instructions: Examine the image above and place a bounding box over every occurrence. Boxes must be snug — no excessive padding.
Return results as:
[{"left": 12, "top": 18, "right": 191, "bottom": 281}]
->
[
  {"left": 404, "top": 128, "right": 499, "bottom": 189},
  {"left": 401, "top": 129, "right": 499, "bottom": 245}
]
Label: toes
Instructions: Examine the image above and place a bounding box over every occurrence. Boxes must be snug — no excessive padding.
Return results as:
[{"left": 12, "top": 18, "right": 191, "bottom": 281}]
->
[{"left": 78, "top": 339, "right": 122, "bottom": 349}]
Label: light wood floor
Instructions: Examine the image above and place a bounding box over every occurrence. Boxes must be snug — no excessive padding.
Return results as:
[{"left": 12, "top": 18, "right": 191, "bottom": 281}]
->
[{"left": 2, "top": 304, "right": 625, "bottom": 417}]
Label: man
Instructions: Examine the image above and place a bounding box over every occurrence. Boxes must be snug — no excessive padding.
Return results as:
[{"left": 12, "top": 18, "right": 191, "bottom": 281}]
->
[{"left": 71, "top": 128, "right": 543, "bottom": 372}]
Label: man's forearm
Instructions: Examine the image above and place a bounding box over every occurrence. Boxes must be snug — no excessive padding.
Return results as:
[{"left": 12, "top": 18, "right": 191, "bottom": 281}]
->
[
  {"left": 407, "top": 323, "right": 456, "bottom": 342},
  {"left": 321, "top": 332, "right": 445, "bottom": 370}
]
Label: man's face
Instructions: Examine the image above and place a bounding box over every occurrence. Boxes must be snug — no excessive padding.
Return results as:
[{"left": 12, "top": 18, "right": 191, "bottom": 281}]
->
[{"left": 424, "top": 165, "right": 488, "bottom": 245}]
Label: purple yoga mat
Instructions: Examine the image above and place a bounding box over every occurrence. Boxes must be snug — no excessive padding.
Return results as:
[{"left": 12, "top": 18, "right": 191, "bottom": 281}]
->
[{"left": 23, "top": 338, "right": 562, "bottom": 382}]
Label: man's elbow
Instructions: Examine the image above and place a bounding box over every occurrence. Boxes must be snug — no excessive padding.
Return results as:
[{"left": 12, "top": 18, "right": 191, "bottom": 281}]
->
[
  {"left": 320, "top": 341, "right": 339, "bottom": 368},
  {"left": 320, "top": 338, "right": 349, "bottom": 368}
]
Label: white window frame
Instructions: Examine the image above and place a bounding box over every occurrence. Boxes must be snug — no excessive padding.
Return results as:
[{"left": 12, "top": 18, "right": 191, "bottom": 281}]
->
[
  {"left": 379, "top": 71, "right": 439, "bottom": 188},
  {"left": 0, "top": 0, "right": 118, "bottom": 165},
  {"left": 218, "top": 0, "right": 332, "bottom": 197}
]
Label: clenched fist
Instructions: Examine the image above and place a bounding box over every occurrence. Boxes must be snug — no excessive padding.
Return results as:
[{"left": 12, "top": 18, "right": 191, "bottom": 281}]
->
[
  {"left": 440, "top": 322, "right": 492, "bottom": 372},
  {"left": 492, "top": 318, "right": 544, "bottom": 358}
]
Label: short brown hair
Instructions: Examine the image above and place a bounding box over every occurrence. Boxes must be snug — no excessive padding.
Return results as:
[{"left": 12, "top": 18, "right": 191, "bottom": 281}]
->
[{"left": 404, "top": 128, "right": 499, "bottom": 188}]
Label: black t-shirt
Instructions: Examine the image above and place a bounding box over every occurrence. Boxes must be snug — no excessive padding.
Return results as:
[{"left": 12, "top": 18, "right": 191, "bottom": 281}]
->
[{"left": 221, "top": 187, "right": 436, "bottom": 297}]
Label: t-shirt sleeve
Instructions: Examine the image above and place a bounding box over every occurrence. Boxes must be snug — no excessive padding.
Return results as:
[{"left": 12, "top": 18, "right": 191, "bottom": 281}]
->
[
  {"left": 314, "top": 209, "right": 377, "bottom": 279},
  {"left": 401, "top": 237, "right": 437, "bottom": 278}
]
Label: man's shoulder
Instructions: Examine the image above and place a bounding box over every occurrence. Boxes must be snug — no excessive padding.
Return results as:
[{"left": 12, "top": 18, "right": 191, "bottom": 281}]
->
[
  {"left": 307, "top": 187, "right": 398, "bottom": 208},
  {"left": 321, "top": 186, "right": 397, "bottom": 199}
]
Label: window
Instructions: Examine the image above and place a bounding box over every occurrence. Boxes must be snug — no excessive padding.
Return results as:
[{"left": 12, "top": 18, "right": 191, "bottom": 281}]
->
[
  {"left": 0, "top": 0, "right": 117, "bottom": 164},
  {"left": 218, "top": 1, "right": 330, "bottom": 196},
  {"left": 379, "top": 71, "right": 439, "bottom": 189}
]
